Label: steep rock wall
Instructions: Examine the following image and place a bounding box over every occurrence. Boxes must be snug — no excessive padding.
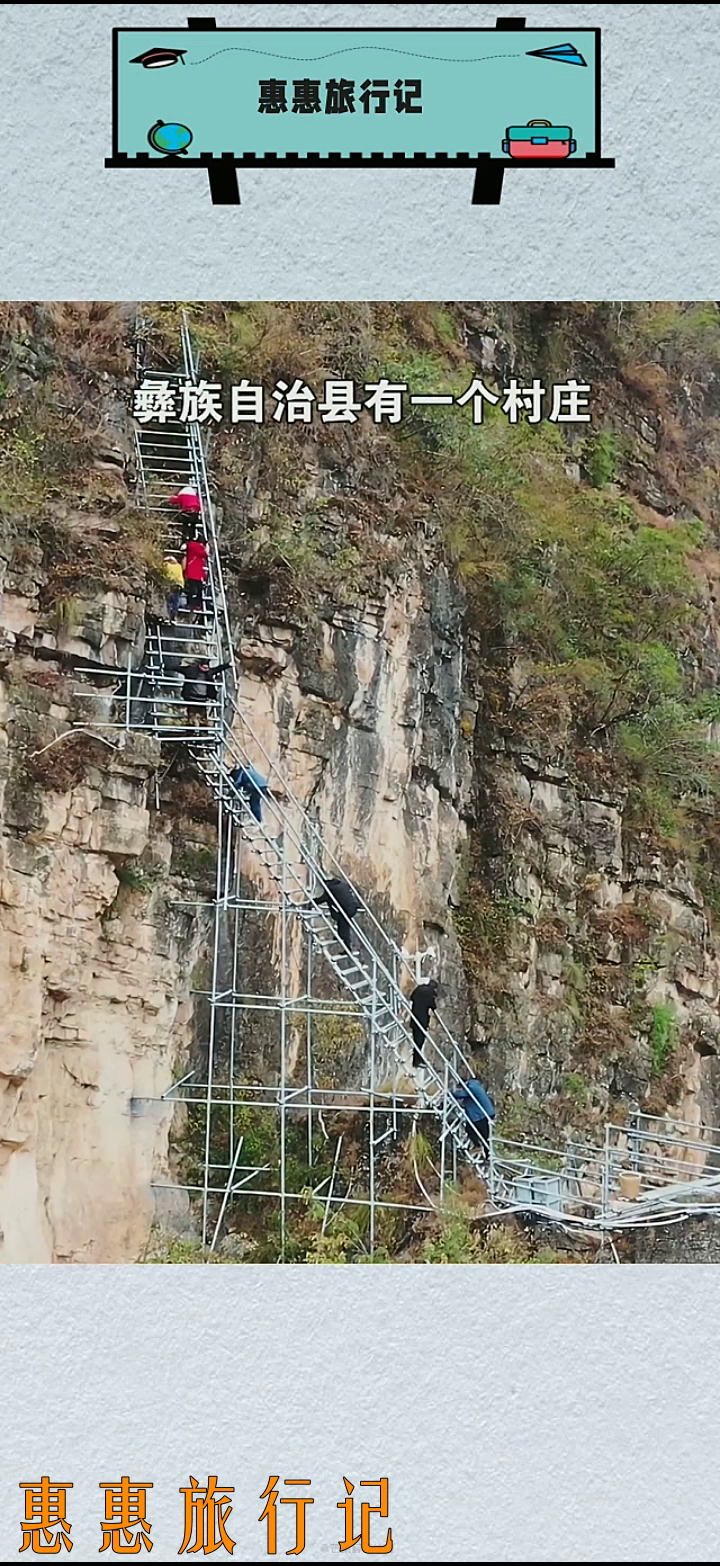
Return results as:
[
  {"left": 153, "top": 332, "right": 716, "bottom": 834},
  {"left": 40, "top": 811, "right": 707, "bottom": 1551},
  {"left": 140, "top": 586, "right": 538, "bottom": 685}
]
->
[
  {"left": 4, "top": 301, "right": 720, "bottom": 1261},
  {"left": 0, "top": 555, "right": 472, "bottom": 1257},
  {"left": 231, "top": 565, "right": 471, "bottom": 1017},
  {"left": 469, "top": 738, "right": 720, "bottom": 1141},
  {"left": 0, "top": 675, "right": 204, "bottom": 1260}
]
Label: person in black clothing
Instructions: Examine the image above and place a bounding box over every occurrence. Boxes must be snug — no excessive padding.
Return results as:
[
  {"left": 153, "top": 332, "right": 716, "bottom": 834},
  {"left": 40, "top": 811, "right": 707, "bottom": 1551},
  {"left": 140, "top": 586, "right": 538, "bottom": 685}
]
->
[
  {"left": 410, "top": 978, "right": 439, "bottom": 1069},
  {"left": 303, "top": 876, "right": 362, "bottom": 953},
  {"left": 181, "top": 658, "right": 232, "bottom": 727}
]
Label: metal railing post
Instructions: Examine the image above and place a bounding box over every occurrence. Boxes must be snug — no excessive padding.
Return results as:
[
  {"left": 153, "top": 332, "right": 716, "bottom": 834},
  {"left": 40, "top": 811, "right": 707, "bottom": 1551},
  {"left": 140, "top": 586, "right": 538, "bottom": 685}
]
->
[
  {"left": 280, "top": 827, "right": 288, "bottom": 1263},
  {"left": 487, "top": 1119, "right": 496, "bottom": 1206},
  {"left": 125, "top": 650, "right": 133, "bottom": 730},
  {"left": 439, "top": 1060, "right": 449, "bottom": 1204},
  {"left": 370, "top": 956, "right": 378, "bottom": 1257},
  {"left": 602, "top": 1122, "right": 611, "bottom": 1220}
]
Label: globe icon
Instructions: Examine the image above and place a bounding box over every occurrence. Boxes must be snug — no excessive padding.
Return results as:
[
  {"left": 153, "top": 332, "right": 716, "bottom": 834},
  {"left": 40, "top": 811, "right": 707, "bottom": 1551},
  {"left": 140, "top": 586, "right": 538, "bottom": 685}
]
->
[{"left": 147, "top": 120, "right": 193, "bottom": 155}]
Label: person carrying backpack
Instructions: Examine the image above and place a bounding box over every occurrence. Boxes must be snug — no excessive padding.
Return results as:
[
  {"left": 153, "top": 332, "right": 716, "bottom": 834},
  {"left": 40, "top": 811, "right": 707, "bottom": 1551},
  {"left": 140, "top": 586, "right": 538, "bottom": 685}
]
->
[
  {"left": 303, "top": 876, "right": 362, "bottom": 953},
  {"left": 452, "top": 1078, "right": 496, "bottom": 1154}
]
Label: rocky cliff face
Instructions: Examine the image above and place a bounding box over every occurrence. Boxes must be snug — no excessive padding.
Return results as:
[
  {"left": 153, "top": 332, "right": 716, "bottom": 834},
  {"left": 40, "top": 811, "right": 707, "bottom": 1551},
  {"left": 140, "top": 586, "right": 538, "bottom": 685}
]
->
[
  {"left": 3, "top": 301, "right": 720, "bottom": 1262},
  {"left": 233, "top": 565, "right": 471, "bottom": 983},
  {"left": 0, "top": 723, "right": 202, "bottom": 1262},
  {"left": 469, "top": 740, "right": 720, "bottom": 1141},
  {"left": 0, "top": 548, "right": 471, "bottom": 1260}
]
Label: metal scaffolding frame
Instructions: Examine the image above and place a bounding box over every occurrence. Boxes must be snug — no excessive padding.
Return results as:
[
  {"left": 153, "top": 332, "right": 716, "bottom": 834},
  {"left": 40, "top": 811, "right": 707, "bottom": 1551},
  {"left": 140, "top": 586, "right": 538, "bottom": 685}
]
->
[
  {"left": 70, "top": 314, "right": 720, "bottom": 1258},
  {"left": 132, "top": 795, "right": 467, "bottom": 1259}
]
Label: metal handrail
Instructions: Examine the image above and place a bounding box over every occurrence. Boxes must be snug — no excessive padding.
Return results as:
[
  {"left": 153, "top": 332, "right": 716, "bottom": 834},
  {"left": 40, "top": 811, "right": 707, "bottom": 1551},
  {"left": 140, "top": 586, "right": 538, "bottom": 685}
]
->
[
  {"left": 148, "top": 312, "right": 475, "bottom": 1076},
  {"left": 214, "top": 713, "right": 477, "bottom": 1077},
  {"left": 131, "top": 355, "right": 485, "bottom": 1162},
  {"left": 219, "top": 682, "right": 471, "bottom": 1067},
  {"left": 180, "top": 311, "right": 237, "bottom": 695},
  {"left": 136, "top": 320, "right": 457, "bottom": 1054},
  {"left": 193, "top": 742, "right": 484, "bottom": 1158}
]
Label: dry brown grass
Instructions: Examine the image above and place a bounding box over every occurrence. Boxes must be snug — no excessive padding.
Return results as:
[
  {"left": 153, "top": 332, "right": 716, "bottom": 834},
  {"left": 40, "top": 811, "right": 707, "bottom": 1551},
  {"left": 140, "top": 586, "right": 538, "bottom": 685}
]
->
[
  {"left": 25, "top": 731, "right": 112, "bottom": 793},
  {"left": 0, "top": 303, "right": 133, "bottom": 377},
  {"left": 38, "top": 303, "right": 134, "bottom": 375},
  {"left": 620, "top": 360, "right": 669, "bottom": 402},
  {"left": 535, "top": 910, "right": 572, "bottom": 947},
  {"left": 589, "top": 902, "right": 656, "bottom": 946},
  {"left": 161, "top": 778, "right": 218, "bottom": 828}
]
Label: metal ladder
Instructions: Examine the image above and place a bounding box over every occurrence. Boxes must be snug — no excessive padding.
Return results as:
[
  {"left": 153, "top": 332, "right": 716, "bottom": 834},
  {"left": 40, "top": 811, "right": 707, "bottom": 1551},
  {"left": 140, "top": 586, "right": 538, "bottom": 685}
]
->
[
  {"left": 134, "top": 343, "right": 233, "bottom": 740},
  {"left": 190, "top": 731, "right": 489, "bottom": 1176},
  {"left": 132, "top": 322, "right": 492, "bottom": 1179}
]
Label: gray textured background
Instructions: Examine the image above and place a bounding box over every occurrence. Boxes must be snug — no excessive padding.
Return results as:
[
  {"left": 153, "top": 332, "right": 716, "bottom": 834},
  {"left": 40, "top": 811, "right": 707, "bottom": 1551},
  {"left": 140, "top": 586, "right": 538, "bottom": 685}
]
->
[
  {"left": 0, "top": 3, "right": 719, "bottom": 298},
  {"left": 2, "top": 5, "right": 720, "bottom": 1560},
  {"left": 1, "top": 1267, "right": 719, "bottom": 1561}
]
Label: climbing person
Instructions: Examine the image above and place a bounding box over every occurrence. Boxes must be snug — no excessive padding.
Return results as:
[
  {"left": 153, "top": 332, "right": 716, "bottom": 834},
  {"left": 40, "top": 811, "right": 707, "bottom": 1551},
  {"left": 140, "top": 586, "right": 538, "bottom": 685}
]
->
[
  {"left": 169, "top": 485, "right": 201, "bottom": 541},
  {"left": 169, "top": 483, "right": 201, "bottom": 513},
  {"left": 181, "top": 657, "right": 232, "bottom": 729},
  {"left": 183, "top": 527, "right": 209, "bottom": 616},
  {"left": 410, "top": 978, "right": 439, "bottom": 1070},
  {"left": 451, "top": 1078, "right": 496, "bottom": 1155},
  {"left": 228, "top": 762, "right": 271, "bottom": 824},
  {"left": 162, "top": 552, "right": 185, "bottom": 622},
  {"left": 302, "top": 876, "right": 362, "bottom": 954}
]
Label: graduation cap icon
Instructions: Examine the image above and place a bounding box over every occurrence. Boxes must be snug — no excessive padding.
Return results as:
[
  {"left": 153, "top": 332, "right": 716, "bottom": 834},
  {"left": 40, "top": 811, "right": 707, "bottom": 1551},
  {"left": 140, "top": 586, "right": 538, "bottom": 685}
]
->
[{"left": 526, "top": 42, "right": 587, "bottom": 67}]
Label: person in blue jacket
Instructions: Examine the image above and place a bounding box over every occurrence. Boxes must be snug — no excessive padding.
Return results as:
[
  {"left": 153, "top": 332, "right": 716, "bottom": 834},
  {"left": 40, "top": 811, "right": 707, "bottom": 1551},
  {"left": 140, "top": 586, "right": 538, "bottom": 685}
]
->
[
  {"left": 452, "top": 1078, "right": 496, "bottom": 1154},
  {"left": 228, "top": 762, "right": 271, "bottom": 823}
]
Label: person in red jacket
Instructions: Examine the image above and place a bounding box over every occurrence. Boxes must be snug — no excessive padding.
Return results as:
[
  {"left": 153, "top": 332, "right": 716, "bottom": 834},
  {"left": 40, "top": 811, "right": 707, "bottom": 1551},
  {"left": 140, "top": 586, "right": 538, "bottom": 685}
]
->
[
  {"left": 169, "top": 485, "right": 202, "bottom": 543},
  {"left": 183, "top": 528, "right": 209, "bottom": 615},
  {"left": 169, "top": 485, "right": 201, "bottom": 515}
]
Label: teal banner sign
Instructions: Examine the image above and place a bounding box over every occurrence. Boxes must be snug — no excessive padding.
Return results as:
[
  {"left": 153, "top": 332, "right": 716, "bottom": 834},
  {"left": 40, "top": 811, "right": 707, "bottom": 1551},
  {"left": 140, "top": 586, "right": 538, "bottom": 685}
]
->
[{"left": 107, "top": 17, "right": 614, "bottom": 205}]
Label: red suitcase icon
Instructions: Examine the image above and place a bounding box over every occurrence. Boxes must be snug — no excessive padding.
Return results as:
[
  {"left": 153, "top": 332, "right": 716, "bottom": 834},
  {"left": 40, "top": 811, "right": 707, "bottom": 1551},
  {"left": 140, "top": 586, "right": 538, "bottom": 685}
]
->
[{"left": 502, "top": 119, "right": 577, "bottom": 160}]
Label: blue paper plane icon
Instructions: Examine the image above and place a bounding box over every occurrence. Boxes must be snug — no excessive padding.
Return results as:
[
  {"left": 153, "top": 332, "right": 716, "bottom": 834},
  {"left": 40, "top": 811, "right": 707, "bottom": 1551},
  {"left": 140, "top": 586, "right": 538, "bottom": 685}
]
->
[{"left": 526, "top": 43, "right": 587, "bottom": 67}]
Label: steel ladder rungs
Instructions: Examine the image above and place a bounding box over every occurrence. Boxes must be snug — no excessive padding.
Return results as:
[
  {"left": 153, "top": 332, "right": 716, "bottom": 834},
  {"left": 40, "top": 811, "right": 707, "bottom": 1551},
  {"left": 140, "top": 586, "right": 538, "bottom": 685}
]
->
[
  {"left": 376, "top": 1021, "right": 404, "bottom": 1040},
  {"left": 138, "top": 429, "right": 193, "bottom": 438},
  {"left": 138, "top": 432, "right": 193, "bottom": 442},
  {"left": 218, "top": 797, "right": 465, "bottom": 1153},
  {"left": 142, "top": 476, "right": 196, "bottom": 485},
  {"left": 140, "top": 353, "right": 479, "bottom": 1175},
  {"left": 140, "top": 436, "right": 196, "bottom": 447}
]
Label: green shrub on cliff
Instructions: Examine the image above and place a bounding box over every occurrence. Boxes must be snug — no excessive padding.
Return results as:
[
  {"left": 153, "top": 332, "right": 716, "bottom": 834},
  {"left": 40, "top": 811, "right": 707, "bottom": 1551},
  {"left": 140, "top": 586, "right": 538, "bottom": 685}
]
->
[{"left": 649, "top": 1003, "right": 678, "bottom": 1078}]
